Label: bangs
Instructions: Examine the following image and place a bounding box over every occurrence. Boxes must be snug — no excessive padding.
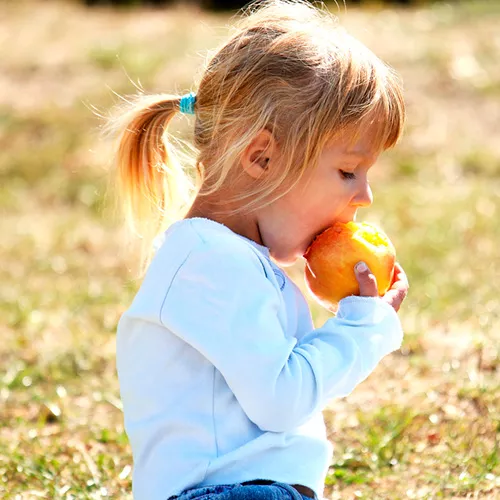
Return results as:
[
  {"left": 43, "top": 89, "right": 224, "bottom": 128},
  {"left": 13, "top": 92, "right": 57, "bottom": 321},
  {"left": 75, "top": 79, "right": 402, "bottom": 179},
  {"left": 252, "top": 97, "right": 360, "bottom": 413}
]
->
[
  {"left": 349, "top": 83, "right": 406, "bottom": 154},
  {"left": 371, "top": 69, "right": 406, "bottom": 151},
  {"left": 315, "top": 56, "right": 406, "bottom": 157}
]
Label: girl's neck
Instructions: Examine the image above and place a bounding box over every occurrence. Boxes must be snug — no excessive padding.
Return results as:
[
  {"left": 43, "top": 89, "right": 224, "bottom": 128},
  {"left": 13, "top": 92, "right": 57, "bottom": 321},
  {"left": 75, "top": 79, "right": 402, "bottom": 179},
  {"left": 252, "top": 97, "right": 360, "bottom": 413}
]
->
[{"left": 185, "top": 195, "right": 264, "bottom": 246}]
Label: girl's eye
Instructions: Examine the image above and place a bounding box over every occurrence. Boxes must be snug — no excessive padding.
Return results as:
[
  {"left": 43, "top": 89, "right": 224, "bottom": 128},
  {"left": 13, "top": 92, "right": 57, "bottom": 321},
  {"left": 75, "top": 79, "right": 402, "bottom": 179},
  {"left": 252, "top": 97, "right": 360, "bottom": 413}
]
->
[{"left": 340, "top": 170, "right": 356, "bottom": 180}]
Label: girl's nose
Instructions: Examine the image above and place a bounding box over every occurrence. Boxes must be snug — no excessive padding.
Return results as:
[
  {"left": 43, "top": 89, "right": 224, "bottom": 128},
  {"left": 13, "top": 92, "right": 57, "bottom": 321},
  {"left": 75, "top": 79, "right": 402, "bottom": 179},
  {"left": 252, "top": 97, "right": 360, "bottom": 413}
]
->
[{"left": 354, "top": 181, "right": 373, "bottom": 208}]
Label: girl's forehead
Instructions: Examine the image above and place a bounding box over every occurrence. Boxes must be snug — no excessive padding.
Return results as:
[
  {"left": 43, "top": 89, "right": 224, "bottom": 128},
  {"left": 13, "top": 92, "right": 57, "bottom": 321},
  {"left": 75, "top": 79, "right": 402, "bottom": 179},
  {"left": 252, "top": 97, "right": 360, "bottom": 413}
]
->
[
  {"left": 324, "top": 130, "right": 382, "bottom": 162},
  {"left": 328, "top": 115, "right": 388, "bottom": 156}
]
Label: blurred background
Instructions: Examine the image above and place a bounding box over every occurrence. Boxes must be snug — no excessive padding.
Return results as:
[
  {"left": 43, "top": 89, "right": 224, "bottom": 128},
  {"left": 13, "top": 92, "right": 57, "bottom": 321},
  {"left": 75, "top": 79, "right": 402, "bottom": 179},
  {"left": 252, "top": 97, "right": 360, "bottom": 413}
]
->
[{"left": 1, "top": 0, "right": 499, "bottom": 498}]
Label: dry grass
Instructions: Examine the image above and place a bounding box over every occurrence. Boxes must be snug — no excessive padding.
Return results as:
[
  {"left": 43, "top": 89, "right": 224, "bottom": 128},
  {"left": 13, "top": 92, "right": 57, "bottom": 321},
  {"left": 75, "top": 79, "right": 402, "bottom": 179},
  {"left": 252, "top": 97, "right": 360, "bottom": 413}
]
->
[{"left": 1, "top": 0, "right": 499, "bottom": 498}]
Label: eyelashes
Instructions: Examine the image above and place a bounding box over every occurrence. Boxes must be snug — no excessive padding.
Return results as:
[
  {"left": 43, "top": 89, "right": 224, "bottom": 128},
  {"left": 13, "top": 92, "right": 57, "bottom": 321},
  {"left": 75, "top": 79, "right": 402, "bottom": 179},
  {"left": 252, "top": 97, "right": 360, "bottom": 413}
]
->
[{"left": 339, "top": 169, "right": 356, "bottom": 180}]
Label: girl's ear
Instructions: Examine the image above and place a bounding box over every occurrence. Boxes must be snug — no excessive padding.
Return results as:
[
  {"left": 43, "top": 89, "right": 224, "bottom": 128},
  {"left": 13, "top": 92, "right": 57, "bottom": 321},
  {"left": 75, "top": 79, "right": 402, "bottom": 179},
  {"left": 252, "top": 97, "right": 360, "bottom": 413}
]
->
[{"left": 241, "top": 129, "right": 278, "bottom": 179}]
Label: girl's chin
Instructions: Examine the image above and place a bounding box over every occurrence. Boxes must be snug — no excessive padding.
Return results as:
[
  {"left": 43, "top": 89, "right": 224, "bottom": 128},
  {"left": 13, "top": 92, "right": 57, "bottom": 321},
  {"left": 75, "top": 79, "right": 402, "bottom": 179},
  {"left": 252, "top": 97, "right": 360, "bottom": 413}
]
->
[
  {"left": 269, "top": 245, "right": 306, "bottom": 267},
  {"left": 272, "top": 256, "right": 300, "bottom": 268}
]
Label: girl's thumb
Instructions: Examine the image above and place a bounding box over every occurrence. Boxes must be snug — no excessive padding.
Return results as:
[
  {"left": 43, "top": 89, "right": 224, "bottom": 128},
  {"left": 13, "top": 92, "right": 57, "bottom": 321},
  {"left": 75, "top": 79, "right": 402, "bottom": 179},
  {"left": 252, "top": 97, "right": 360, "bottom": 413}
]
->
[{"left": 354, "top": 261, "right": 378, "bottom": 297}]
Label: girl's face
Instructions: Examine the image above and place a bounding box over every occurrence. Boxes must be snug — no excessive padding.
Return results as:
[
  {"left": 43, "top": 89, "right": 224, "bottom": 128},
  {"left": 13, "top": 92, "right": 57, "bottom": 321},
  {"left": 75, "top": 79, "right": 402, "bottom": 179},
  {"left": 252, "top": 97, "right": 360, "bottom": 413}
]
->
[{"left": 257, "top": 129, "right": 381, "bottom": 266}]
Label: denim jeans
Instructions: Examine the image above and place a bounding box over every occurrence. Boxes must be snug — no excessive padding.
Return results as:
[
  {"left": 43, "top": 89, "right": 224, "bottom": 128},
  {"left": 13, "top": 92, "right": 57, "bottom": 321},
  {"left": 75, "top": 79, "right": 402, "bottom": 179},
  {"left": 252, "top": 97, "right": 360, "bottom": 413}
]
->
[{"left": 168, "top": 481, "right": 317, "bottom": 500}]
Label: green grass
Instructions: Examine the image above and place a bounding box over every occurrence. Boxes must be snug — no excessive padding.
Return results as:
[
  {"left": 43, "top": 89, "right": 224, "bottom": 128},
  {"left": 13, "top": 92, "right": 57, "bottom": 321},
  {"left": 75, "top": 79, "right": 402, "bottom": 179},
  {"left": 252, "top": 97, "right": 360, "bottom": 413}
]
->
[{"left": 1, "top": 0, "right": 500, "bottom": 498}]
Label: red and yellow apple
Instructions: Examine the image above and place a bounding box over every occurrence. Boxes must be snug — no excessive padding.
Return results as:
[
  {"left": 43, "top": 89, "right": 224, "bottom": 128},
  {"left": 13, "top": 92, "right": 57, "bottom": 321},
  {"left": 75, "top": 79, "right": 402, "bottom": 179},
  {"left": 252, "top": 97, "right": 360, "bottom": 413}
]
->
[{"left": 303, "top": 221, "right": 396, "bottom": 310}]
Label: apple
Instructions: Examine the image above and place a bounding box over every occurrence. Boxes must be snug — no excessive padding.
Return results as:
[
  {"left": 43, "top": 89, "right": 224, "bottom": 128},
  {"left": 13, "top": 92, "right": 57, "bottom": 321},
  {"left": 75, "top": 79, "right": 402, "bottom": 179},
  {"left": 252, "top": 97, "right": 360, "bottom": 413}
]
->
[{"left": 303, "top": 221, "right": 396, "bottom": 310}]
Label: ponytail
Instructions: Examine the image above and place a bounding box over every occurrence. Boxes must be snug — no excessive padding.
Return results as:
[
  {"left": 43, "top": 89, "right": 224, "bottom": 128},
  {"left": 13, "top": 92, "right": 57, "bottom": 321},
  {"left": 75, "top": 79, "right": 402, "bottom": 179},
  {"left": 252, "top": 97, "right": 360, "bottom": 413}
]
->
[{"left": 107, "top": 94, "right": 195, "bottom": 270}]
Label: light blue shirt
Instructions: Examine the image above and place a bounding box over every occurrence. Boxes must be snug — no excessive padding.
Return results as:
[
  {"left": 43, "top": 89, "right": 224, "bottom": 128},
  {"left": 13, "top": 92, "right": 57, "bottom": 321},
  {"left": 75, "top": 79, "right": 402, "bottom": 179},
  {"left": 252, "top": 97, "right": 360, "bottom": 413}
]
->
[{"left": 116, "top": 217, "right": 403, "bottom": 500}]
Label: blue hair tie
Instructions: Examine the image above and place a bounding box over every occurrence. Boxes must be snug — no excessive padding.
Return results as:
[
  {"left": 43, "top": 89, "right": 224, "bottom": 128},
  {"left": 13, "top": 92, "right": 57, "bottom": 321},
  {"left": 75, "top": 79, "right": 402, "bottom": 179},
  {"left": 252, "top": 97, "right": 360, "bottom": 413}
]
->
[{"left": 179, "top": 92, "right": 196, "bottom": 115}]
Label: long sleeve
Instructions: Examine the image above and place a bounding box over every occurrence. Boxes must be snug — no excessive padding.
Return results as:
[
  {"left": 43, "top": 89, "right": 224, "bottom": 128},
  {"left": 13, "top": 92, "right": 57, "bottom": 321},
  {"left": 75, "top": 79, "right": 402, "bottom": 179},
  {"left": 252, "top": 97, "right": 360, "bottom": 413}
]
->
[{"left": 160, "top": 238, "right": 403, "bottom": 433}]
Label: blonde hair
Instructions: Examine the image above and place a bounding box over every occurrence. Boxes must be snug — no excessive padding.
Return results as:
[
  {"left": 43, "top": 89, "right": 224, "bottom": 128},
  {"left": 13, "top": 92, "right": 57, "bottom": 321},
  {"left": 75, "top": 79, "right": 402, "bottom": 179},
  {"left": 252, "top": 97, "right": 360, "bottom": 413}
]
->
[{"left": 108, "top": 0, "right": 405, "bottom": 269}]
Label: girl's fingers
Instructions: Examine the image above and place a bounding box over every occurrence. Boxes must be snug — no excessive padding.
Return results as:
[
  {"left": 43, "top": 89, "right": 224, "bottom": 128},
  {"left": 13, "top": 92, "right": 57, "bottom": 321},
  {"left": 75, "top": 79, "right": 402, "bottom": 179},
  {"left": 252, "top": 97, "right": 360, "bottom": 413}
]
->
[
  {"left": 389, "top": 262, "right": 407, "bottom": 288},
  {"left": 354, "top": 261, "right": 378, "bottom": 297},
  {"left": 392, "top": 263, "right": 409, "bottom": 290},
  {"left": 382, "top": 286, "right": 407, "bottom": 312},
  {"left": 383, "top": 262, "right": 409, "bottom": 311},
  {"left": 353, "top": 260, "right": 409, "bottom": 311}
]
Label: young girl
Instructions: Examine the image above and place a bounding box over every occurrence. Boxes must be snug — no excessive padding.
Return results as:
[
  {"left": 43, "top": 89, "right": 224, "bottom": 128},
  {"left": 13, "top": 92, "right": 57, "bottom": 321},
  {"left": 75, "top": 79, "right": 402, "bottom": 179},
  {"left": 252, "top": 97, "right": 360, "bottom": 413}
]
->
[{"left": 111, "top": 1, "right": 409, "bottom": 499}]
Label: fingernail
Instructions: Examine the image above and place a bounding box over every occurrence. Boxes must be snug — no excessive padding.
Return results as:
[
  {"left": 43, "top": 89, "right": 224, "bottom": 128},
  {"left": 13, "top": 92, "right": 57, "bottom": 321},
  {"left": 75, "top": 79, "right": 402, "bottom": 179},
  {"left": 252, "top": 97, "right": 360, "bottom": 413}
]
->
[{"left": 356, "top": 261, "right": 368, "bottom": 272}]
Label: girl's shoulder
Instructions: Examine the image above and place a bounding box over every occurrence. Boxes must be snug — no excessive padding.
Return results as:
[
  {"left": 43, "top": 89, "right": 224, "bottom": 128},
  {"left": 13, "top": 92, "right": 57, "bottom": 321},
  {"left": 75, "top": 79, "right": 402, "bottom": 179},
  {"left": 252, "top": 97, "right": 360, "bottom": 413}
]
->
[
  {"left": 126, "top": 218, "right": 288, "bottom": 325},
  {"left": 136, "top": 218, "right": 283, "bottom": 311},
  {"left": 153, "top": 217, "right": 272, "bottom": 276}
]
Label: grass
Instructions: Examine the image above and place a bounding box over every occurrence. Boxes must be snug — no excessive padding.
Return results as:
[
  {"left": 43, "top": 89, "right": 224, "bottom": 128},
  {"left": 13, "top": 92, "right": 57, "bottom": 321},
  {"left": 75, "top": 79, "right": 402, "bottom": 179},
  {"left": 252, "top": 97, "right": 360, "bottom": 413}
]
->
[{"left": 1, "top": 0, "right": 499, "bottom": 498}]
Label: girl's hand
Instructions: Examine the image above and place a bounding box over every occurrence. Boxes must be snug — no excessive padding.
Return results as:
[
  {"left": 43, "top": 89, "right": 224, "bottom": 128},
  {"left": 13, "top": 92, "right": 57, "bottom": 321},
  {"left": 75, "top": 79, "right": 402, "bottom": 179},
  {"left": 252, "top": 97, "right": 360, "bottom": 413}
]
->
[{"left": 354, "top": 261, "right": 409, "bottom": 312}]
